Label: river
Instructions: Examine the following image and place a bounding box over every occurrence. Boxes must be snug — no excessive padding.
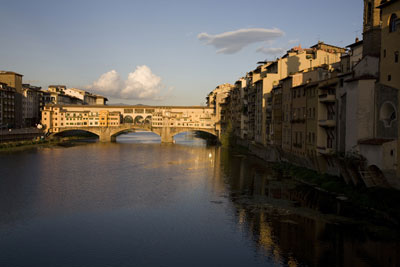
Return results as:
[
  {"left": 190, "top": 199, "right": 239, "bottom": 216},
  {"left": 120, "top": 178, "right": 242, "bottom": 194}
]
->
[{"left": 0, "top": 132, "right": 399, "bottom": 267}]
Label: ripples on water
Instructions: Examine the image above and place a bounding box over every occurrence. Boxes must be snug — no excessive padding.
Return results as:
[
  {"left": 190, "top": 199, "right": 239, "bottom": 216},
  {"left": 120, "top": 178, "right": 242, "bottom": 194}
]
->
[{"left": 0, "top": 132, "right": 399, "bottom": 267}]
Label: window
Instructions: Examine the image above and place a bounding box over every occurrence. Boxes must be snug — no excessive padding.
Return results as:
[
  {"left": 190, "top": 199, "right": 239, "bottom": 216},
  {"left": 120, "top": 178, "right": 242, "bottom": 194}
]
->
[
  {"left": 395, "top": 51, "right": 399, "bottom": 63},
  {"left": 388, "top": 75, "right": 392, "bottom": 81},
  {"left": 389, "top": 14, "right": 398, "bottom": 33},
  {"left": 384, "top": 49, "right": 386, "bottom": 58},
  {"left": 380, "top": 102, "right": 397, "bottom": 127}
]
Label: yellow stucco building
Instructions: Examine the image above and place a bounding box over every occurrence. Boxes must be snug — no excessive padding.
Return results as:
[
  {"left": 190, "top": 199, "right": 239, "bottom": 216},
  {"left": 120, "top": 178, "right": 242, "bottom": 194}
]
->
[{"left": 377, "top": 0, "right": 400, "bottom": 177}]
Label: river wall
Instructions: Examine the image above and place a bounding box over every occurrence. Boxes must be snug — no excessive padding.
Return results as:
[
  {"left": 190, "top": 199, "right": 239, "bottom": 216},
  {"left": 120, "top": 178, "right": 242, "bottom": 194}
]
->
[
  {"left": 0, "top": 128, "right": 43, "bottom": 143},
  {"left": 232, "top": 137, "right": 394, "bottom": 188}
]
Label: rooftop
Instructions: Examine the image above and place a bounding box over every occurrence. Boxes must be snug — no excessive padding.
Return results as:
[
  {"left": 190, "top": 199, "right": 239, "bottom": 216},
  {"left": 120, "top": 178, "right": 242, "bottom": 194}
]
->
[
  {"left": 378, "top": 0, "right": 400, "bottom": 8},
  {"left": 0, "top": 71, "right": 23, "bottom": 76},
  {"left": 346, "top": 39, "right": 363, "bottom": 49},
  {"left": 48, "top": 85, "right": 66, "bottom": 88}
]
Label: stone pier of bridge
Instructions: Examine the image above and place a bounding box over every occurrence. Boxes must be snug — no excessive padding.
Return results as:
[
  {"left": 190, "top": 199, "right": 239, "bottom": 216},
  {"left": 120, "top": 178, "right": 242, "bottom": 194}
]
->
[{"left": 98, "top": 129, "right": 116, "bottom": 142}]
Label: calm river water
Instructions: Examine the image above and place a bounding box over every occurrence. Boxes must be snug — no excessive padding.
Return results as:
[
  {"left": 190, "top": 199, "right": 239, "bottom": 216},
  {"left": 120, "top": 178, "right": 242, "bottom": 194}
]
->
[{"left": 0, "top": 132, "right": 399, "bottom": 267}]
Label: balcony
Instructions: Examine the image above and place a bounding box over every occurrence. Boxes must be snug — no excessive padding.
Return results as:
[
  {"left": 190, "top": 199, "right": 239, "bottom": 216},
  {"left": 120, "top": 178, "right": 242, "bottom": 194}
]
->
[
  {"left": 318, "top": 119, "right": 336, "bottom": 127},
  {"left": 317, "top": 146, "right": 334, "bottom": 155},
  {"left": 318, "top": 93, "right": 336, "bottom": 103}
]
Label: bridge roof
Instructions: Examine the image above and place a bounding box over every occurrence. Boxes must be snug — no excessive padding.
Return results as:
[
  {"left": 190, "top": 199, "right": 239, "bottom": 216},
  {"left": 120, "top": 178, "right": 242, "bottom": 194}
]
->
[{"left": 46, "top": 104, "right": 213, "bottom": 109}]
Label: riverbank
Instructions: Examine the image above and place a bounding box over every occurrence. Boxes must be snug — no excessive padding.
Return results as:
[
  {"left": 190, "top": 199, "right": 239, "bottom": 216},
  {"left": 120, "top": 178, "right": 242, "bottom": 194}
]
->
[
  {"left": 0, "top": 136, "right": 95, "bottom": 152},
  {"left": 227, "top": 143, "right": 400, "bottom": 229},
  {"left": 276, "top": 163, "right": 400, "bottom": 226}
]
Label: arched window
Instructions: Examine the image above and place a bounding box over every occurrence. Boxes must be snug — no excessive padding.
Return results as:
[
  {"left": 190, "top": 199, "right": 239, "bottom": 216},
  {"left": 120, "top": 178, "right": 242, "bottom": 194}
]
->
[
  {"left": 380, "top": 102, "right": 397, "bottom": 127},
  {"left": 134, "top": 115, "right": 144, "bottom": 124},
  {"left": 144, "top": 115, "right": 152, "bottom": 124},
  {"left": 123, "top": 115, "right": 133, "bottom": 123},
  {"left": 389, "top": 13, "right": 398, "bottom": 32}
]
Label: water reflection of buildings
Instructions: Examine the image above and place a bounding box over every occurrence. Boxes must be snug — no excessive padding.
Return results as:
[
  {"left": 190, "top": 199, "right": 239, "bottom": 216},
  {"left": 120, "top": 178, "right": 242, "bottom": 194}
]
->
[{"left": 218, "top": 151, "right": 400, "bottom": 267}]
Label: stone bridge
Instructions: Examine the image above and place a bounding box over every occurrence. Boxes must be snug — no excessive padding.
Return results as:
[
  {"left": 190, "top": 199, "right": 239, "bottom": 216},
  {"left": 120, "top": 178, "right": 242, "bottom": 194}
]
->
[
  {"left": 52, "top": 123, "right": 218, "bottom": 143},
  {"left": 43, "top": 105, "right": 219, "bottom": 143}
]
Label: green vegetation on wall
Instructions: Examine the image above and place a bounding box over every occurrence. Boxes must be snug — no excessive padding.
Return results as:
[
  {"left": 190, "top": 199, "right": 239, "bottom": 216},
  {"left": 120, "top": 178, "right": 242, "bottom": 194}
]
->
[{"left": 220, "top": 121, "right": 234, "bottom": 147}]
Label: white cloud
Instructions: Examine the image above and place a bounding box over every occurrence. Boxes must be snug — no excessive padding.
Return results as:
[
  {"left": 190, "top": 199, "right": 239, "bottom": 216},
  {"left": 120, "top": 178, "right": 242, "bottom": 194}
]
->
[
  {"left": 198, "top": 28, "right": 284, "bottom": 54},
  {"left": 256, "top": 47, "right": 286, "bottom": 56},
  {"left": 87, "top": 66, "right": 169, "bottom": 100},
  {"left": 121, "top": 66, "right": 163, "bottom": 100},
  {"left": 88, "top": 70, "right": 122, "bottom": 96}
]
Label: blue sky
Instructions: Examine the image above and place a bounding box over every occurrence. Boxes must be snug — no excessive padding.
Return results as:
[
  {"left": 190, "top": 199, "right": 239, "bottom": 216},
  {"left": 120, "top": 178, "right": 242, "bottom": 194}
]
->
[{"left": 0, "top": 0, "right": 363, "bottom": 105}]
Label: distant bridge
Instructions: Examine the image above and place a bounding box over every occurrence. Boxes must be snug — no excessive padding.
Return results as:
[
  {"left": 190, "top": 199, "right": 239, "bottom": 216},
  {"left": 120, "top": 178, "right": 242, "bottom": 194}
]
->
[
  {"left": 52, "top": 123, "right": 218, "bottom": 142},
  {"left": 43, "top": 105, "right": 219, "bottom": 143}
]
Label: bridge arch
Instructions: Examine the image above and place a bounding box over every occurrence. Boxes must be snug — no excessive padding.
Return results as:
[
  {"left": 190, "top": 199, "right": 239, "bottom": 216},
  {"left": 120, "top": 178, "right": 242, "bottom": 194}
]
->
[
  {"left": 51, "top": 128, "right": 100, "bottom": 139},
  {"left": 109, "top": 125, "right": 153, "bottom": 139},
  {"left": 170, "top": 128, "right": 217, "bottom": 138}
]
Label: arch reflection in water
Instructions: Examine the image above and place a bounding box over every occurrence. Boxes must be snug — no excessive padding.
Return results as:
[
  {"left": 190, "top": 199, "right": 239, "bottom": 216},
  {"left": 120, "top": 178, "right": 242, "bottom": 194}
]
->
[
  {"left": 116, "top": 131, "right": 214, "bottom": 146},
  {"left": 116, "top": 131, "right": 161, "bottom": 143}
]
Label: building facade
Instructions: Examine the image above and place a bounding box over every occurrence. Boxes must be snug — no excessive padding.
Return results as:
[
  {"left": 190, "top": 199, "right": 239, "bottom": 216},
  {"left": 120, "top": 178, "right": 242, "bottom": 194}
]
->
[
  {"left": 22, "top": 84, "right": 42, "bottom": 127},
  {"left": 0, "top": 82, "right": 16, "bottom": 128},
  {"left": 0, "top": 71, "right": 23, "bottom": 127}
]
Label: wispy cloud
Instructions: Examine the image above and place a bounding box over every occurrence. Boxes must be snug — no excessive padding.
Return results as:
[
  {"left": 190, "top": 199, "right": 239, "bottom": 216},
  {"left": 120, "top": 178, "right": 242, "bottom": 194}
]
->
[
  {"left": 256, "top": 47, "right": 286, "bottom": 56},
  {"left": 87, "top": 66, "right": 170, "bottom": 101},
  {"left": 288, "top": 39, "right": 300, "bottom": 44},
  {"left": 198, "top": 28, "right": 284, "bottom": 54}
]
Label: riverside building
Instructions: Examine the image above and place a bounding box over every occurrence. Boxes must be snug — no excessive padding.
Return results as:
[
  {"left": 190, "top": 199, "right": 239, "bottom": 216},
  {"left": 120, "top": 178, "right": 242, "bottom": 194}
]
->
[
  {"left": 0, "top": 71, "right": 23, "bottom": 128},
  {"left": 214, "top": 0, "right": 400, "bottom": 187}
]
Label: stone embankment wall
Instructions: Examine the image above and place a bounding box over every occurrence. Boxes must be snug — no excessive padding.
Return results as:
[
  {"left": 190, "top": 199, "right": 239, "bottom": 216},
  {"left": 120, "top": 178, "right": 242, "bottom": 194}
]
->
[
  {"left": 0, "top": 128, "right": 43, "bottom": 142},
  {"left": 233, "top": 137, "right": 398, "bottom": 189}
]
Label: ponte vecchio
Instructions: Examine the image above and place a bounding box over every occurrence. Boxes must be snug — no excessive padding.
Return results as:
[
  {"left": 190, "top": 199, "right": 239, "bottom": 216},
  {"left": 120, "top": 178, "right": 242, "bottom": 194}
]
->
[{"left": 41, "top": 105, "right": 219, "bottom": 143}]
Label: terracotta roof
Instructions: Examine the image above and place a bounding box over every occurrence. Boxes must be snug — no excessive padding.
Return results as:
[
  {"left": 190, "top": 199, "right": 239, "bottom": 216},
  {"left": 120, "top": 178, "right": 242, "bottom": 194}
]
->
[
  {"left": 45, "top": 104, "right": 213, "bottom": 109},
  {"left": 346, "top": 40, "right": 363, "bottom": 48}
]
